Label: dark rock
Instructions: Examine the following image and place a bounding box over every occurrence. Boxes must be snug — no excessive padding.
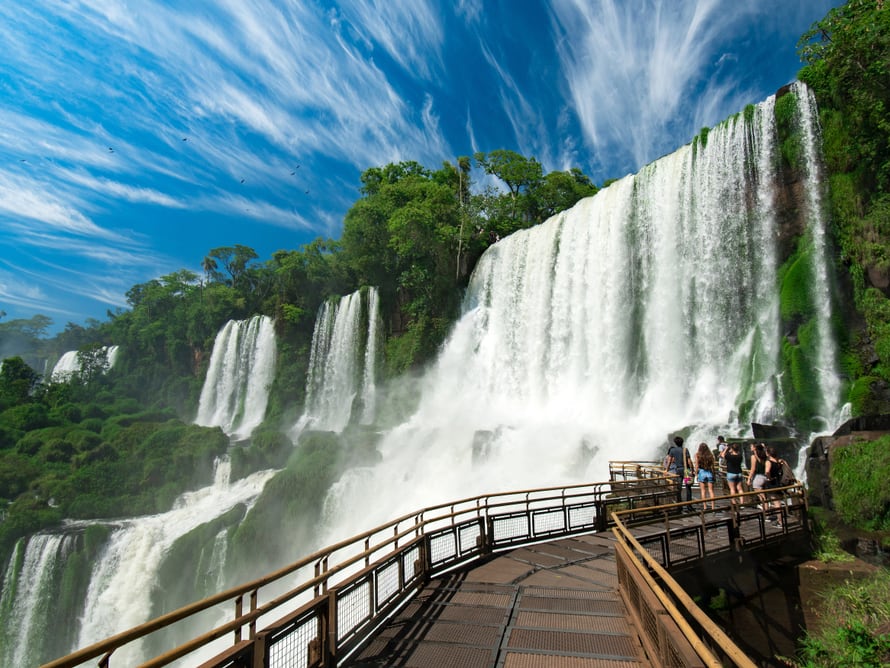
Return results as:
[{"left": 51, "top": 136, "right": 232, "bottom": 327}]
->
[{"left": 752, "top": 422, "right": 792, "bottom": 439}]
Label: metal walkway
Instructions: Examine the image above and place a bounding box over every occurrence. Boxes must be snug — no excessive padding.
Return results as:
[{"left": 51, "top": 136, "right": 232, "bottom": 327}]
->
[
  {"left": 346, "top": 498, "right": 804, "bottom": 668},
  {"left": 346, "top": 533, "right": 649, "bottom": 667},
  {"left": 40, "top": 468, "right": 806, "bottom": 668}
]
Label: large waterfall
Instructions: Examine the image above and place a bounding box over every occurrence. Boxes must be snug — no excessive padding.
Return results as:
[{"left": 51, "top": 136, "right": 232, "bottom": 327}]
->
[
  {"left": 297, "top": 287, "right": 381, "bottom": 433},
  {"left": 195, "top": 315, "right": 277, "bottom": 439},
  {"left": 6, "top": 83, "right": 845, "bottom": 665},
  {"left": 318, "top": 82, "right": 843, "bottom": 541}
]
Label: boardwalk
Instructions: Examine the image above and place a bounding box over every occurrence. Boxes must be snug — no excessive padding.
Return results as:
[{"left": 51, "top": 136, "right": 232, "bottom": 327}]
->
[
  {"left": 345, "top": 499, "right": 803, "bottom": 668},
  {"left": 40, "top": 474, "right": 807, "bottom": 668},
  {"left": 346, "top": 533, "right": 650, "bottom": 667}
]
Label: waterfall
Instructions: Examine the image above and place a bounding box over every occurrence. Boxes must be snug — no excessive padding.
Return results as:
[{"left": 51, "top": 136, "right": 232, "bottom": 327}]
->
[
  {"left": 73, "top": 459, "right": 276, "bottom": 666},
  {"left": 195, "top": 315, "right": 277, "bottom": 439},
  {"left": 298, "top": 287, "right": 381, "bottom": 433},
  {"left": 0, "top": 534, "right": 78, "bottom": 667},
  {"left": 794, "top": 81, "right": 844, "bottom": 427},
  {"left": 50, "top": 350, "right": 79, "bottom": 381},
  {"left": 316, "top": 85, "right": 843, "bottom": 541},
  {"left": 49, "top": 345, "right": 120, "bottom": 382}
]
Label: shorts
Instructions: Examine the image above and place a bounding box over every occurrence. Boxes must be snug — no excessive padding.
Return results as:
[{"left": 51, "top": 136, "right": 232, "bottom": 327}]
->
[
  {"left": 697, "top": 469, "right": 714, "bottom": 483},
  {"left": 726, "top": 472, "right": 743, "bottom": 483},
  {"left": 752, "top": 473, "right": 767, "bottom": 490}
]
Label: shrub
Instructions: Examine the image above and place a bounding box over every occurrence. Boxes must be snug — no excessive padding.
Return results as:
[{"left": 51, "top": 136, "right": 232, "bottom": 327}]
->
[{"left": 831, "top": 435, "right": 890, "bottom": 530}]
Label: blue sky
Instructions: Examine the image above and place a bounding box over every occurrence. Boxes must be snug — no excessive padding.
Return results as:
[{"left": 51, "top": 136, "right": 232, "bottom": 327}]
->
[{"left": 0, "top": 0, "right": 842, "bottom": 334}]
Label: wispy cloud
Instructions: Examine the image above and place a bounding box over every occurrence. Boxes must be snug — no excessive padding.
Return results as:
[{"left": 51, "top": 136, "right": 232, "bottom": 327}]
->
[
  {"left": 549, "top": 0, "right": 765, "bottom": 175},
  {"left": 0, "top": 268, "right": 56, "bottom": 314},
  {"left": 334, "top": 0, "right": 445, "bottom": 80}
]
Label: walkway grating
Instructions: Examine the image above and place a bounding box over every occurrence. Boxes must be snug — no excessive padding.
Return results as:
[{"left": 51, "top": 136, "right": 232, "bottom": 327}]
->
[
  {"left": 344, "top": 534, "right": 650, "bottom": 667},
  {"left": 343, "top": 500, "right": 804, "bottom": 667}
]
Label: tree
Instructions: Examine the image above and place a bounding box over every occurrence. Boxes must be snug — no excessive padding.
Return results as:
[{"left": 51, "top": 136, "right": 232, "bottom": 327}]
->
[
  {"left": 76, "top": 344, "right": 111, "bottom": 385},
  {"left": 207, "top": 245, "right": 259, "bottom": 287},
  {"left": 0, "top": 356, "right": 40, "bottom": 406},
  {"left": 798, "top": 0, "right": 890, "bottom": 192},
  {"left": 532, "top": 168, "right": 599, "bottom": 221},
  {"left": 474, "top": 150, "right": 544, "bottom": 221}
]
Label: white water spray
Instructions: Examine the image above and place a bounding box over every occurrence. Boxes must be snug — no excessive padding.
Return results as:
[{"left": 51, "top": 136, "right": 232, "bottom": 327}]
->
[{"left": 73, "top": 459, "right": 276, "bottom": 665}]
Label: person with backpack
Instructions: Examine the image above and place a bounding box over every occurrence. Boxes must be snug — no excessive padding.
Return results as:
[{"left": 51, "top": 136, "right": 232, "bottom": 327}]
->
[{"left": 764, "top": 446, "right": 793, "bottom": 526}]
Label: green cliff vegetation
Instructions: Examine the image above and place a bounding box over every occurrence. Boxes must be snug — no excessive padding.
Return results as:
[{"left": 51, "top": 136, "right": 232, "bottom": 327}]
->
[{"left": 798, "top": 0, "right": 890, "bottom": 411}]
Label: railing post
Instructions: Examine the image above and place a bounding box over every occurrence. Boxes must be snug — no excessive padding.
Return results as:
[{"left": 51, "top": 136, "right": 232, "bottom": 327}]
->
[
  {"left": 324, "top": 590, "right": 337, "bottom": 668},
  {"left": 595, "top": 500, "right": 608, "bottom": 532}
]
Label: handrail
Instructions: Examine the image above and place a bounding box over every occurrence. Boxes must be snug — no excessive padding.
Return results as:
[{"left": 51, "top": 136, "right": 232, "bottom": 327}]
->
[
  {"left": 611, "top": 484, "right": 808, "bottom": 667},
  {"left": 41, "top": 474, "right": 677, "bottom": 668}
]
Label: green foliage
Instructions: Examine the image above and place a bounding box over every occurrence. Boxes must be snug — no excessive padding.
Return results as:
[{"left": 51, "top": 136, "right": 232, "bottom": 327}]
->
[
  {"left": 798, "top": 0, "right": 890, "bottom": 404},
  {"left": 230, "top": 428, "right": 293, "bottom": 478},
  {"left": 789, "top": 570, "right": 890, "bottom": 667},
  {"left": 799, "top": 0, "right": 890, "bottom": 193},
  {"left": 775, "top": 91, "right": 803, "bottom": 171},
  {"left": 777, "top": 238, "right": 824, "bottom": 423},
  {"left": 1, "top": 402, "right": 50, "bottom": 432},
  {"left": 831, "top": 435, "right": 890, "bottom": 530},
  {"left": 698, "top": 125, "right": 710, "bottom": 149},
  {"left": 0, "top": 356, "right": 40, "bottom": 407},
  {"left": 780, "top": 241, "right": 818, "bottom": 322}
]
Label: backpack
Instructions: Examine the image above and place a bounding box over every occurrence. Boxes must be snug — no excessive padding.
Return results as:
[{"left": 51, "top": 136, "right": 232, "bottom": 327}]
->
[{"left": 778, "top": 459, "right": 795, "bottom": 486}]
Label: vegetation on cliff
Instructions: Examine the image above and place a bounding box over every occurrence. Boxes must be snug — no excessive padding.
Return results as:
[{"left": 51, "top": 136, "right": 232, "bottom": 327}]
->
[{"left": 798, "top": 0, "right": 890, "bottom": 414}]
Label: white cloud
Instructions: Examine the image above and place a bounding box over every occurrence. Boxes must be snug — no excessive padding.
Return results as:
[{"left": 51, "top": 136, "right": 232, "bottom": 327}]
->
[
  {"left": 548, "top": 0, "right": 760, "bottom": 174},
  {"left": 335, "top": 0, "right": 444, "bottom": 80}
]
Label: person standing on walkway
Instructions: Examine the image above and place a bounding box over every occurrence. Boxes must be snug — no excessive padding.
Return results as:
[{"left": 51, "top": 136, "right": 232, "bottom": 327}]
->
[
  {"left": 682, "top": 446, "right": 695, "bottom": 503},
  {"left": 716, "top": 435, "right": 728, "bottom": 458},
  {"left": 722, "top": 441, "right": 744, "bottom": 505},
  {"left": 764, "top": 445, "right": 786, "bottom": 526},
  {"left": 666, "top": 436, "right": 686, "bottom": 503},
  {"left": 747, "top": 443, "right": 768, "bottom": 511},
  {"left": 695, "top": 442, "right": 717, "bottom": 510}
]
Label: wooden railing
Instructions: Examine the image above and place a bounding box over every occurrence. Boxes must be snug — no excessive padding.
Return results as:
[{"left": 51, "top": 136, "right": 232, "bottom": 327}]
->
[
  {"left": 612, "top": 484, "right": 810, "bottom": 667},
  {"left": 42, "top": 474, "right": 676, "bottom": 668}
]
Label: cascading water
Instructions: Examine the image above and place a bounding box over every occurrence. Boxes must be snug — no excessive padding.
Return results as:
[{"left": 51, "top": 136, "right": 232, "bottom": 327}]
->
[
  {"left": 0, "top": 533, "right": 78, "bottom": 667},
  {"left": 794, "top": 82, "right": 845, "bottom": 427},
  {"left": 49, "top": 345, "right": 120, "bottom": 382},
  {"left": 0, "top": 458, "right": 278, "bottom": 666},
  {"left": 297, "top": 287, "right": 381, "bottom": 434},
  {"left": 195, "top": 315, "right": 277, "bottom": 439},
  {"left": 319, "top": 84, "right": 844, "bottom": 541}
]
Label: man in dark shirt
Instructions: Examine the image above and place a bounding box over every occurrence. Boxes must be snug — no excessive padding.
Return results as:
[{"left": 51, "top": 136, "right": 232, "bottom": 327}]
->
[{"left": 667, "top": 435, "right": 686, "bottom": 503}]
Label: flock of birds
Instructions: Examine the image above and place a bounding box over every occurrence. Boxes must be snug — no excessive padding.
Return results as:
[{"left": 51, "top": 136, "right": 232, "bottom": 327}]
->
[{"left": 97, "top": 137, "right": 310, "bottom": 196}]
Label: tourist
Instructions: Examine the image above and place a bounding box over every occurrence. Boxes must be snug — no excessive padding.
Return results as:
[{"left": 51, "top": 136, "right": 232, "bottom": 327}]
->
[
  {"left": 682, "top": 445, "right": 695, "bottom": 504},
  {"left": 695, "top": 442, "right": 717, "bottom": 510},
  {"left": 764, "top": 446, "right": 785, "bottom": 526},
  {"left": 716, "top": 435, "right": 728, "bottom": 457},
  {"left": 747, "top": 443, "right": 768, "bottom": 511},
  {"left": 722, "top": 442, "right": 744, "bottom": 505},
  {"left": 666, "top": 436, "right": 686, "bottom": 503}
]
